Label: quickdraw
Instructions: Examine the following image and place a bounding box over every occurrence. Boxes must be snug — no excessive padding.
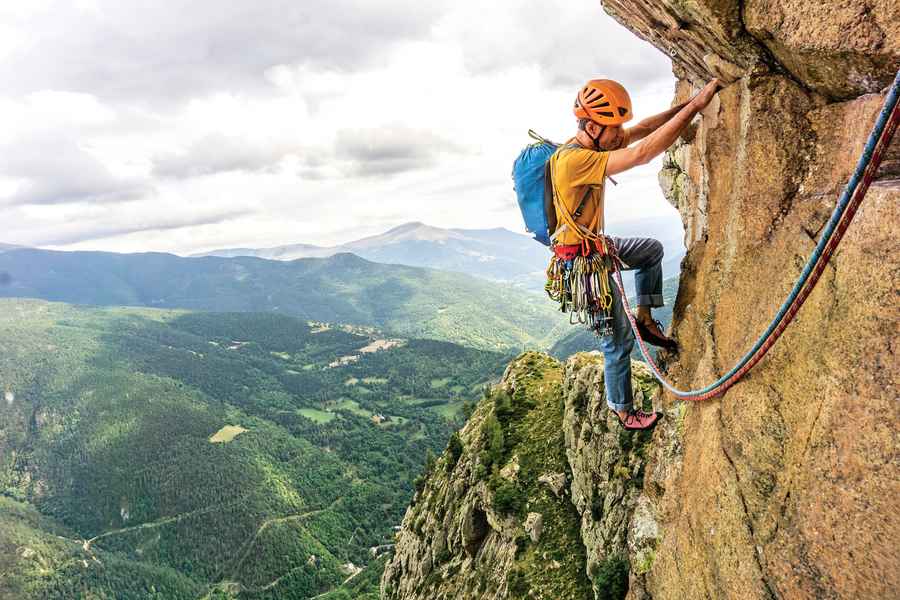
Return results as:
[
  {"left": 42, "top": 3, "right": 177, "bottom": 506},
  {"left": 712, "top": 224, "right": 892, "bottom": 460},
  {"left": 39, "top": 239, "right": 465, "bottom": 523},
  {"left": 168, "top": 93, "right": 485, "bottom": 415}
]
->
[{"left": 545, "top": 238, "right": 616, "bottom": 336}]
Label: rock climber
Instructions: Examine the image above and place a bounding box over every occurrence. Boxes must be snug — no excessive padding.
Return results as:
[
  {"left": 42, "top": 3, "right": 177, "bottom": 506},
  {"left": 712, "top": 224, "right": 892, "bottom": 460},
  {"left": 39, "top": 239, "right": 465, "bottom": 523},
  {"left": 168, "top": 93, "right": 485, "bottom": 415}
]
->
[{"left": 550, "top": 77, "right": 720, "bottom": 430}]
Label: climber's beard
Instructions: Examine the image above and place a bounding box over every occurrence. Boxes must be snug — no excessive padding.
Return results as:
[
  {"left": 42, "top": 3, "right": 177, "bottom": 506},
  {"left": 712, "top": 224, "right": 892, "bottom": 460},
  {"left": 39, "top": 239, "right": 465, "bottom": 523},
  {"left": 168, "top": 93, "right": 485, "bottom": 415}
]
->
[{"left": 594, "top": 127, "right": 625, "bottom": 151}]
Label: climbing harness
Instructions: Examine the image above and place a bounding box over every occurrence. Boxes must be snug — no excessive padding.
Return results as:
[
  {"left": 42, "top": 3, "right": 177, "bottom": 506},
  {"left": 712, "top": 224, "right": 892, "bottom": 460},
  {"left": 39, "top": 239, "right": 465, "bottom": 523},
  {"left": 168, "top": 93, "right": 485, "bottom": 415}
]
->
[
  {"left": 616, "top": 69, "right": 900, "bottom": 401},
  {"left": 546, "top": 238, "right": 616, "bottom": 335},
  {"left": 544, "top": 144, "right": 620, "bottom": 337}
]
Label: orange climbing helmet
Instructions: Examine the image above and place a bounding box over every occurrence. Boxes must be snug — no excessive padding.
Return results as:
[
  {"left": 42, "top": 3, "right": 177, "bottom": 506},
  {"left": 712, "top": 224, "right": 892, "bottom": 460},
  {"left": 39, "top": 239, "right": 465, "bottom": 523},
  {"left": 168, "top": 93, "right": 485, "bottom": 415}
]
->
[{"left": 573, "top": 79, "right": 633, "bottom": 126}]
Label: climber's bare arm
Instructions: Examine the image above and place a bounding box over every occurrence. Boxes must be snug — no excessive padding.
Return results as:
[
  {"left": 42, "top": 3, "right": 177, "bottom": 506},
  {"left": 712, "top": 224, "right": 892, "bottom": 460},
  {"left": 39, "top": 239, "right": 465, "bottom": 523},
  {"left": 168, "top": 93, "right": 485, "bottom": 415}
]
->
[
  {"left": 607, "top": 79, "right": 720, "bottom": 176},
  {"left": 624, "top": 101, "right": 690, "bottom": 145}
]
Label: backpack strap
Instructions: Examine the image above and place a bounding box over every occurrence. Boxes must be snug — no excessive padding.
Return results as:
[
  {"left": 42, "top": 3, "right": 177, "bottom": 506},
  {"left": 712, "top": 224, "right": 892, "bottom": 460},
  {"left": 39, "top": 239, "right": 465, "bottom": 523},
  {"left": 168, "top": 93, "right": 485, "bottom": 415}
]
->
[
  {"left": 543, "top": 160, "right": 558, "bottom": 237},
  {"left": 557, "top": 143, "right": 602, "bottom": 216},
  {"left": 573, "top": 185, "right": 592, "bottom": 217},
  {"left": 548, "top": 147, "right": 606, "bottom": 244}
]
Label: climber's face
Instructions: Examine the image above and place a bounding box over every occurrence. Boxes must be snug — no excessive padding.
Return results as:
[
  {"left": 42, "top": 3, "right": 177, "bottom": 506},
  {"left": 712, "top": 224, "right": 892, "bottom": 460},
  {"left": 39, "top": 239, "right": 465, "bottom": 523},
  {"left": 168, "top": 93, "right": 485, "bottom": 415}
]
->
[
  {"left": 597, "top": 124, "right": 625, "bottom": 150},
  {"left": 586, "top": 121, "right": 626, "bottom": 151}
]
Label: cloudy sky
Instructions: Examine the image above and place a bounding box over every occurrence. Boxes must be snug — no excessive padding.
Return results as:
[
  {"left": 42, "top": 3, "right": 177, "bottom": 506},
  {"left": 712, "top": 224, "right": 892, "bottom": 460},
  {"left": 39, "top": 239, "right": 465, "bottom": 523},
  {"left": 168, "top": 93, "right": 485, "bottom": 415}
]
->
[{"left": 0, "top": 0, "right": 677, "bottom": 254}]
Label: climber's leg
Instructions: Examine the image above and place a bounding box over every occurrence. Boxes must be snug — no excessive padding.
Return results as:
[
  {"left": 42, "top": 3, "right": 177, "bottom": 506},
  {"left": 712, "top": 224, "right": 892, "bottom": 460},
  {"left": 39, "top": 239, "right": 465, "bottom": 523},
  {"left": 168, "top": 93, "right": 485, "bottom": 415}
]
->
[
  {"left": 610, "top": 236, "right": 664, "bottom": 310},
  {"left": 598, "top": 269, "right": 661, "bottom": 430},
  {"left": 598, "top": 268, "right": 635, "bottom": 413},
  {"left": 610, "top": 236, "right": 676, "bottom": 350}
]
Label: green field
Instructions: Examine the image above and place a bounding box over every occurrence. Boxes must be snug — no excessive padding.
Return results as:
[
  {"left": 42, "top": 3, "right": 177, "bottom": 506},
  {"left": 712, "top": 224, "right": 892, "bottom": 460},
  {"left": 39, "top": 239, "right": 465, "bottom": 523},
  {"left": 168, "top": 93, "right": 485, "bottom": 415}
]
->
[
  {"left": 432, "top": 401, "right": 465, "bottom": 420},
  {"left": 297, "top": 409, "right": 336, "bottom": 424},
  {"left": 210, "top": 425, "right": 250, "bottom": 442}
]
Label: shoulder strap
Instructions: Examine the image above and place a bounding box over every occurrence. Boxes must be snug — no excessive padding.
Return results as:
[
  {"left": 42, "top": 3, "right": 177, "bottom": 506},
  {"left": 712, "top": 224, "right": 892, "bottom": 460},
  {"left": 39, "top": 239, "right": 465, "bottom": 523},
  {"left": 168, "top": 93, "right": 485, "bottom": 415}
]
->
[{"left": 548, "top": 149, "right": 604, "bottom": 244}]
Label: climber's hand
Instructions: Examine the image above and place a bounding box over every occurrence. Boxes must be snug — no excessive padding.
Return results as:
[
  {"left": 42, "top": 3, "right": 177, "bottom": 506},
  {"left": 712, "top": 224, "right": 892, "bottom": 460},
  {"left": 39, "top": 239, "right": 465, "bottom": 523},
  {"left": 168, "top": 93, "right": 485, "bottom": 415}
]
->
[{"left": 691, "top": 79, "right": 721, "bottom": 109}]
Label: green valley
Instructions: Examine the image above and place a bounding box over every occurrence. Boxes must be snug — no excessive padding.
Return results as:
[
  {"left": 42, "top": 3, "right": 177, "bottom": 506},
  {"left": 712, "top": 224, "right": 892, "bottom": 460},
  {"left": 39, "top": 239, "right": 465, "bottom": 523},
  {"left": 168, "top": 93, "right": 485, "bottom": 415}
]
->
[{"left": 0, "top": 299, "right": 511, "bottom": 599}]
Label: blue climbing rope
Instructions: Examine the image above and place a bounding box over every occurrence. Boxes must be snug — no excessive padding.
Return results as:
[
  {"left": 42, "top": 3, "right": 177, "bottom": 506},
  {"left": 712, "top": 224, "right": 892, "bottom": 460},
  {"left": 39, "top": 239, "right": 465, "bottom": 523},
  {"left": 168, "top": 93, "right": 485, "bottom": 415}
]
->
[{"left": 622, "top": 68, "right": 900, "bottom": 398}]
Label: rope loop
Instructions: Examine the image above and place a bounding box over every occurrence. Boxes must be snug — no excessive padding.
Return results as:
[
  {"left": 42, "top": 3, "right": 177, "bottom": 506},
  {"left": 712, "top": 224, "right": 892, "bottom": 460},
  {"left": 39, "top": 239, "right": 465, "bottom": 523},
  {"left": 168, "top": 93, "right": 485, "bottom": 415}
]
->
[{"left": 617, "top": 68, "right": 900, "bottom": 401}]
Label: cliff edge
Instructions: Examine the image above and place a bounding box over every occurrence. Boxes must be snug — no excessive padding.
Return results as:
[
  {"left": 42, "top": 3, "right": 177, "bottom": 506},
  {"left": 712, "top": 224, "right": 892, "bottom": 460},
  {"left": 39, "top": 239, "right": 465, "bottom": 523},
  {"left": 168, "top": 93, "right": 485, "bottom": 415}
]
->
[{"left": 383, "top": 1, "right": 898, "bottom": 598}]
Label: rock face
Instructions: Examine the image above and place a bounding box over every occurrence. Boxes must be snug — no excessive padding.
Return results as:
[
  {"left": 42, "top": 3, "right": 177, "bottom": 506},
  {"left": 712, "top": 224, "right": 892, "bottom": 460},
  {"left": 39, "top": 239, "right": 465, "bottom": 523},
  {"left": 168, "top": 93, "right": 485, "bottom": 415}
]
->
[
  {"left": 385, "top": 2, "right": 898, "bottom": 599},
  {"left": 601, "top": 1, "right": 898, "bottom": 599},
  {"left": 602, "top": 0, "right": 899, "bottom": 99}
]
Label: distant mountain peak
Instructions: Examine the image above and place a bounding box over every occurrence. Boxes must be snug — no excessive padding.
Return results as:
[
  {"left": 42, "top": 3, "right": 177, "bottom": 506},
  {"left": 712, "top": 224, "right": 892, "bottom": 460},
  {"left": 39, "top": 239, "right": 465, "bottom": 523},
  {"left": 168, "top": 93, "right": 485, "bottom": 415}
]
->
[
  {"left": 323, "top": 251, "right": 372, "bottom": 265},
  {"left": 385, "top": 221, "right": 429, "bottom": 233},
  {"left": 348, "top": 222, "right": 466, "bottom": 247}
]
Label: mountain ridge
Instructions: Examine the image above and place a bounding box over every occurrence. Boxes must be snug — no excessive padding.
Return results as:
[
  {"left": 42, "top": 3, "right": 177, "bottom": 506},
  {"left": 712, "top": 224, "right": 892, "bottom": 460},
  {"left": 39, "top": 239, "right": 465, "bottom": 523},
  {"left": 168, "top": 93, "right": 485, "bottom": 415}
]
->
[
  {"left": 0, "top": 247, "right": 570, "bottom": 351},
  {"left": 193, "top": 221, "right": 685, "bottom": 295}
]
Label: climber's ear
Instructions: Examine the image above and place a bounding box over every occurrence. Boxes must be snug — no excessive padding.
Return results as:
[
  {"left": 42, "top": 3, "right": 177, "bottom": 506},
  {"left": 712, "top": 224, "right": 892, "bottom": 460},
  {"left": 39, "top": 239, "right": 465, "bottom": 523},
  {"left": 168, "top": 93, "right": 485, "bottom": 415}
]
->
[{"left": 584, "top": 120, "right": 603, "bottom": 138}]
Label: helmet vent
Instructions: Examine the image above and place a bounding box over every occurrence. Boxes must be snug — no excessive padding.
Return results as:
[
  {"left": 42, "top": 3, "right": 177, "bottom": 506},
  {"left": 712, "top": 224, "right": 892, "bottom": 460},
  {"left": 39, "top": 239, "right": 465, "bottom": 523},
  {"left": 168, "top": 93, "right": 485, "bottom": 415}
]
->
[{"left": 618, "top": 107, "right": 629, "bottom": 117}]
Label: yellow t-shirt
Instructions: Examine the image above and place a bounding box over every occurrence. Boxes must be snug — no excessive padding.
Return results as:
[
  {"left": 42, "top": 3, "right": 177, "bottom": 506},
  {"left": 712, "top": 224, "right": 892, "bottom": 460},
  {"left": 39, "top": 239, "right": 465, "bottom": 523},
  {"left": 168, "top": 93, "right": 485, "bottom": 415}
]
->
[{"left": 550, "top": 142, "right": 609, "bottom": 245}]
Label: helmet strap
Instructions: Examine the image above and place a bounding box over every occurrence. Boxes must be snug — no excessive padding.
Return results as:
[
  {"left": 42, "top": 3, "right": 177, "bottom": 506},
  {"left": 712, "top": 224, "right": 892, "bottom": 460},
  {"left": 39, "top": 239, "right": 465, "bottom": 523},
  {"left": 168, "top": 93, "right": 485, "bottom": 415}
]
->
[{"left": 591, "top": 125, "right": 606, "bottom": 151}]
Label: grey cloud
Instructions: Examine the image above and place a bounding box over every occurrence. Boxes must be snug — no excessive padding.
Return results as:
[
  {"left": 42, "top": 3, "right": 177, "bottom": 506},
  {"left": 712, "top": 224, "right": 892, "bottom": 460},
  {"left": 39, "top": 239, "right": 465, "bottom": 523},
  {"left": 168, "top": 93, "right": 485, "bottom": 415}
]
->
[
  {"left": 1, "top": 135, "right": 149, "bottom": 206},
  {"left": 0, "top": 1, "right": 450, "bottom": 107},
  {"left": 336, "top": 126, "right": 466, "bottom": 176},
  {"left": 451, "top": 1, "right": 672, "bottom": 94},
  {"left": 151, "top": 134, "right": 342, "bottom": 179},
  {"left": 153, "top": 134, "right": 295, "bottom": 178},
  {"left": 33, "top": 207, "right": 253, "bottom": 246}
]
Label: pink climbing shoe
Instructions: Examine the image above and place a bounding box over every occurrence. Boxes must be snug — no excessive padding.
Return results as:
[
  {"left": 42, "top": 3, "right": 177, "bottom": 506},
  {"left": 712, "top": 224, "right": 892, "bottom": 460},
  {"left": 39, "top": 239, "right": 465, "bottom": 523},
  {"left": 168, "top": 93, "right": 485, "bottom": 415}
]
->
[{"left": 617, "top": 409, "right": 661, "bottom": 431}]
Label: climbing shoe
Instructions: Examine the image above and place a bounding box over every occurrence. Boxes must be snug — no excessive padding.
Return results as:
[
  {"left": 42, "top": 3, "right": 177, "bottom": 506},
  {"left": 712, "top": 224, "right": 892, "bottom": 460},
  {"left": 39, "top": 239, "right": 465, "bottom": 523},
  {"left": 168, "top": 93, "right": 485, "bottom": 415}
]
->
[
  {"left": 617, "top": 409, "right": 661, "bottom": 431},
  {"left": 636, "top": 318, "right": 678, "bottom": 351}
]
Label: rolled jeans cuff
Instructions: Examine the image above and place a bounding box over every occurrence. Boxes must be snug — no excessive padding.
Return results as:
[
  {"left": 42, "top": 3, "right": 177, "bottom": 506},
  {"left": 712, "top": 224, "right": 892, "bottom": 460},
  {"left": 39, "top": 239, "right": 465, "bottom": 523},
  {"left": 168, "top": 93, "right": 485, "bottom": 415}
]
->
[
  {"left": 635, "top": 293, "right": 664, "bottom": 308},
  {"left": 606, "top": 398, "right": 633, "bottom": 412}
]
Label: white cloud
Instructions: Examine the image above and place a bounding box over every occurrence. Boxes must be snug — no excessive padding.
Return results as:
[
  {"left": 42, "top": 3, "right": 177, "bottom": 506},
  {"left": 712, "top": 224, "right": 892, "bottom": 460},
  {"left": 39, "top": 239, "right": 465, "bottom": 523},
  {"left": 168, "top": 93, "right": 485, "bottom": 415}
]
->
[
  {"left": 0, "top": 0, "right": 679, "bottom": 253},
  {"left": 0, "top": 0, "right": 452, "bottom": 105},
  {"left": 434, "top": 0, "right": 670, "bottom": 91}
]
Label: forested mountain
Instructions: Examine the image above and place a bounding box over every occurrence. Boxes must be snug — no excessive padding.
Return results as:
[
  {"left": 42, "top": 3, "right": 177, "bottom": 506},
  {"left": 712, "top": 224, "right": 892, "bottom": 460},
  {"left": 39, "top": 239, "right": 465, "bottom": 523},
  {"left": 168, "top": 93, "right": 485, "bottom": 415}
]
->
[
  {"left": 0, "top": 299, "right": 510, "bottom": 599},
  {"left": 0, "top": 249, "right": 570, "bottom": 351},
  {"left": 196, "top": 220, "right": 685, "bottom": 295},
  {"left": 197, "top": 223, "right": 552, "bottom": 293}
]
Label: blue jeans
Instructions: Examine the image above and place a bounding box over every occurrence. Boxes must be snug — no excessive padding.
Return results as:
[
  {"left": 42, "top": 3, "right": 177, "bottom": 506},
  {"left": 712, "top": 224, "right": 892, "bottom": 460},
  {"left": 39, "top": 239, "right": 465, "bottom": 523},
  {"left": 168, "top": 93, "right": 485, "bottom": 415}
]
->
[{"left": 597, "top": 236, "right": 665, "bottom": 412}]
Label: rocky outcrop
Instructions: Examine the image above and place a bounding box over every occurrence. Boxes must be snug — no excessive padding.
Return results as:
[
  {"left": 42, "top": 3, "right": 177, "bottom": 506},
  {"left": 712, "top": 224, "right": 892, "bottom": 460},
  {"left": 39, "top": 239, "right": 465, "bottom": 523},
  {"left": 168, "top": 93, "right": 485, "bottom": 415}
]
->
[
  {"left": 605, "top": 1, "right": 899, "bottom": 599},
  {"left": 381, "top": 352, "right": 659, "bottom": 600},
  {"left": 386, "top": 1, "right": 898, "bottom": 599},
  {"left": 602, "top": 0, "right": 899, "bottom": 99},
  {"left": 649, "top": 77, "right": 898, "bottom": 600},
  {"left": 561, "top": 355, "right": 658, "bottom": 596}
]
